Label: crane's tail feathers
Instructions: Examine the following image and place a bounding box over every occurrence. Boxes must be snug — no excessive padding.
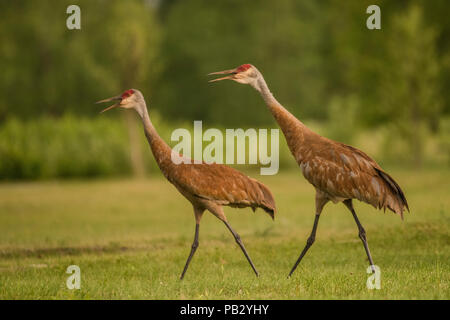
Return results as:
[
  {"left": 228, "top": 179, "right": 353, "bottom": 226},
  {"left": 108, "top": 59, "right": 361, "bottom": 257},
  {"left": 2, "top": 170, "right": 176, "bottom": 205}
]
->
[
  {"left": 375, "top": 168, "right": 409, "bottom": 219},
  {"left": 253, "top": 180, "right": 276, "bottom": 220}
]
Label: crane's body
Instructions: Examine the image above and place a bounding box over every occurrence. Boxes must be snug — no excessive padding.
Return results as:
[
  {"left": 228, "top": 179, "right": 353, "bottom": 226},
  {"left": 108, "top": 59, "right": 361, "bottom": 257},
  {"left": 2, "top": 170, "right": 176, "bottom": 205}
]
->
[
  {"left": 142, "top": 109, "right": 275, "bottom": 219},
  {"left": 97, "top": 89, "right": 275, "bottom": 279},
  {"left": 209, "top": 64, "right": 409, "bottom": 277},
  {"left": 266, "top": 103, "right": 407, "bottom": 216}
]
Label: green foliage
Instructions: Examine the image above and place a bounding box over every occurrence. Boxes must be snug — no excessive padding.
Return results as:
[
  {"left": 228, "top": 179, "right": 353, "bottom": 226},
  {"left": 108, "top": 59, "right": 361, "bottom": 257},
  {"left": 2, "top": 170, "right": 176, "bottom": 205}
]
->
[
  {"left": 1, "top": 114, "right": 447, "bottom": 180},
  {"left": 1, "top": 0, "right": 449, "bottom": 125},
  {"left": 437, "top": 117, "right": 450, "bottom": 166},
  {"left": 0, "top": 0, "right": 160, "bottom": 120},
  {"left": 0, "top": 115, "right": 131, "bottom": 179},
  {"left": 325, "top": 95, "right": 360, "bottom": 144},
  {"left": 378, "top": 5, "right": 444, "bottom": 166},
  {"left": 0, "top": 114, "right": 297, "bottom": 180}
]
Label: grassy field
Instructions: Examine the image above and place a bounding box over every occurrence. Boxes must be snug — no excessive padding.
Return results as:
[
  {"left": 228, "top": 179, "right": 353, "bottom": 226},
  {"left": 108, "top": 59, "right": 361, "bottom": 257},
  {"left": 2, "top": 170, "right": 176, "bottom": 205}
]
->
[{"left": 0, "top": 168, "right": 448, "bottom": 299}]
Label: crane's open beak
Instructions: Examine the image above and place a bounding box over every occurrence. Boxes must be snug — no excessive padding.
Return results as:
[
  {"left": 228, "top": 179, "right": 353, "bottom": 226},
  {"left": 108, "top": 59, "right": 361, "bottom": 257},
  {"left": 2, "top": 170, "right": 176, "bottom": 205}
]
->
[
  {"left": 95, "top": 95, "right": 122, "bottom": 113},
  {"left": 208, "top": 68, "right": 237, "bottom": 82}
]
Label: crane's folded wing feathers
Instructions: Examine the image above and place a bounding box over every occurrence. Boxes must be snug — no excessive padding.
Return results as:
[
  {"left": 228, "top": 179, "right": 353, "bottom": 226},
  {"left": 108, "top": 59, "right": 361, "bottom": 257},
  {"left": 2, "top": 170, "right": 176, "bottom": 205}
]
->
[
  {"left": 300, "top": 140, "right": 409, "bottom": 217},
  {"left": 167, "top": 162, "right": 276, "bottom": 219}
]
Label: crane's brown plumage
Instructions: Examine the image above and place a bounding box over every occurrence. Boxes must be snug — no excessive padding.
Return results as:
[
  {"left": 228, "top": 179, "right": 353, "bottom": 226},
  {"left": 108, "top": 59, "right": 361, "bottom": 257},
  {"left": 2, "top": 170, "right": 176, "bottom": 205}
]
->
[
  {"left": 97, "top": 89, "right": 275, "bottom": 279},
  {"left": 290, "top": 127, "right": 408, "bottom": 218},
  {"left": 168, "top": 163, "right": 276, "bottom": 218},
  {"left": 210, "top": 64, "right": 409, "bottom": 277},
  {"left": 143, "top": 116, "right": 275, "bottom": 220}
]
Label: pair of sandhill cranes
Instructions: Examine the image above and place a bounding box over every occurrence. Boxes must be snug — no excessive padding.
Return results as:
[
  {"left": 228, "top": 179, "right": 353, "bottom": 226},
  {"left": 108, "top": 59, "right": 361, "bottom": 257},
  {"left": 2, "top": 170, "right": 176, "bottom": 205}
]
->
[{"left": 97, "top": 64, "right": 408, "bottom": 280}]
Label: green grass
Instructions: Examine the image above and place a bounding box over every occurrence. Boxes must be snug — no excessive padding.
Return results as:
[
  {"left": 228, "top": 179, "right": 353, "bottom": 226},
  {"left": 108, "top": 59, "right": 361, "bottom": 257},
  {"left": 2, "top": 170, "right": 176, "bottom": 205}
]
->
[{"left": 0, "top": 168, "right": 449, "bottom": 299}]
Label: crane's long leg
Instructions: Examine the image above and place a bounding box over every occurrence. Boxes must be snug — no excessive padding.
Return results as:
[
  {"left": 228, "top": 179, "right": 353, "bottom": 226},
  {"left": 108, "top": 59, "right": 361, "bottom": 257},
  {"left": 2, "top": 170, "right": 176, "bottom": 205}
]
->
[
  {"left": 180, "top": 223, "right": 200, "bottom": 280},
  {"left": 288, "top": 213, "right": 320, "bottom": 278},
  {"left": 180, "top": 208, "right": 204, "bottom": 280},
  {"left": 343, "top": 199, "right": 376, "bottom": 272},
  {"left": 288, "top": 192, "right": 328, "bottom": 278},
  {"left": 223, "top": 221, "right": 259, "bottom": 277}
]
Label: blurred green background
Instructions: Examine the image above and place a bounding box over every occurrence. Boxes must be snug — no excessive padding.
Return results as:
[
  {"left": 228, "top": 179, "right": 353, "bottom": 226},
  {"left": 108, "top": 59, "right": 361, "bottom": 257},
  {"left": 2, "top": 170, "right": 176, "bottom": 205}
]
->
[{"left": 0, "top": 0, "right": 449, "bottom": 180}]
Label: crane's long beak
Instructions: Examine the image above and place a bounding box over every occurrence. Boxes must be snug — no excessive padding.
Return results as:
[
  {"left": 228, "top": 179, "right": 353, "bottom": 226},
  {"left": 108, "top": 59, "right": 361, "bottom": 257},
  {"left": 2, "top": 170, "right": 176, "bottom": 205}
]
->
[
  {"left": 95, "top": 95, "right": 122, "bottom": 113},
  {"left": 208, "top": 68, "right": 237, "bottom": 82}
]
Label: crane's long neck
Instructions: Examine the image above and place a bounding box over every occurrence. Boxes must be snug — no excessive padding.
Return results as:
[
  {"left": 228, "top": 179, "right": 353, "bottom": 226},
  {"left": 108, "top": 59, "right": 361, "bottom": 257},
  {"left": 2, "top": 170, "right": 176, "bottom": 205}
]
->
[
  {"left": 136, "top": 102, "right": 172, "bottom": 170},
  {"left": 254, "top": 75, "right": 314, "bottom": 163}
]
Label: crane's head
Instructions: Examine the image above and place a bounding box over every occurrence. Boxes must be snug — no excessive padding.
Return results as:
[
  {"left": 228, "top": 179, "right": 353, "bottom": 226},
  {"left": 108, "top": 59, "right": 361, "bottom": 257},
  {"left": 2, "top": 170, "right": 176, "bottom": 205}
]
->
[
  {"left": 208, "top": 64, "right": 261, "bottom": 90},
  {"left": 96, "top": 89, "right": 144, "bottom": 113}
]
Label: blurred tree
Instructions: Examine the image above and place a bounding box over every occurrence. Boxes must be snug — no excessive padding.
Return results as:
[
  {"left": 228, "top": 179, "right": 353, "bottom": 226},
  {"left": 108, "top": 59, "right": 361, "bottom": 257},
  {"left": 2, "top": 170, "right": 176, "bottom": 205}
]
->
[
  {"left": 84, "top": 0, "right": 161, "bottom": 177},
  {"left": 0, "top": 0, "right": 161, "bottom": 176},
  {"left": 323, "top": 0, "right": 449, "bottom": 124},
  {"left": 379, "top": 5, "right": 443, "bottom": 167},
  {"left": 0, "top": 0, "right": 160, "bottom": 112},
  {"left": 325, "top": 95, "right": 360, "bottom": 144}
]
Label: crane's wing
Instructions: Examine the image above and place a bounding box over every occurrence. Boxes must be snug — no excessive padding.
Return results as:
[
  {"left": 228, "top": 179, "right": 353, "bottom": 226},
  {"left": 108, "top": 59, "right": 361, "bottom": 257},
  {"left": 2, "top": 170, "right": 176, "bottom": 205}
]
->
[
  {"left": 300, "top": 138, "right": 409, "bottom": 217},
  {"left": 165, "top": 161, "right": 276, "bottom": 218}
]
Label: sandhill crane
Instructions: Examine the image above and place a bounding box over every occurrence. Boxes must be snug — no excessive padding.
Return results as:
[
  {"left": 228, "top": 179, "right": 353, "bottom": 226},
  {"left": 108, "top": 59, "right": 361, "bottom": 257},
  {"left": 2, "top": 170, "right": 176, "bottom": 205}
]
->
[
  {"left": 209, "top": 64, "right": 409, "bottom": 277},
  {"left": 96, "top": 89, "right": 276, "bottom": 279}
]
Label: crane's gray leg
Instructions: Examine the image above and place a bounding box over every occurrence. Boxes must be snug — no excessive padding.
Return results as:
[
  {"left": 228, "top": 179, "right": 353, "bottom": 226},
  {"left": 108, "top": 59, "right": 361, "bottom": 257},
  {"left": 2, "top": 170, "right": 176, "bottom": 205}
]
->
[
  {"left": 180, "top": 208, "right": 204, "bottom": 280},
  {"left": 343, "top": 199, "right": 376, "bottom": 272},
  {"left": 180, "top": 223, "right": 200, "bottom": 280},
  {"left": 288, "top": 192, "right": 328, "bottom": 278},
  {"left": 288, "top": 213, "right": 320, "bottom": 278},
  {"left": 223, "top": 221, "right": 259, "bottom": 277}
]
